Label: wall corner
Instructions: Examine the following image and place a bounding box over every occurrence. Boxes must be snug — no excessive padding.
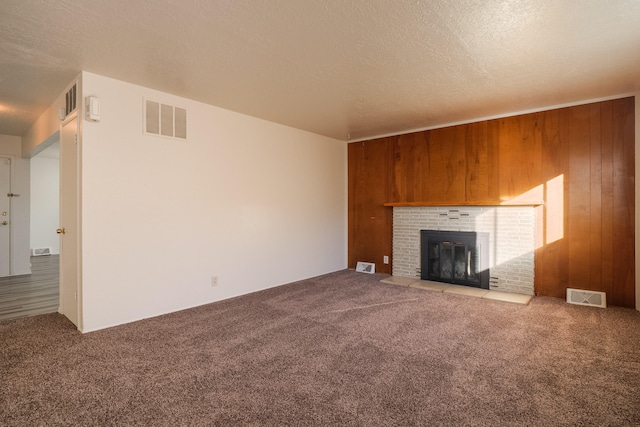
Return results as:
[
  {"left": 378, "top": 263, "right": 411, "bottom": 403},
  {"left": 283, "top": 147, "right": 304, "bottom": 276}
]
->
[{"left": 635, "top": 93, "right": 640, "bottom": 311}]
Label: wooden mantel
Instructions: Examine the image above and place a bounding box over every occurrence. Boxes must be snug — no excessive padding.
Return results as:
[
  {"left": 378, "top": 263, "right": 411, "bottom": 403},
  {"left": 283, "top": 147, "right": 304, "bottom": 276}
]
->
[{"left": 383, "top": 201, "right": 544, "bottom": 207}]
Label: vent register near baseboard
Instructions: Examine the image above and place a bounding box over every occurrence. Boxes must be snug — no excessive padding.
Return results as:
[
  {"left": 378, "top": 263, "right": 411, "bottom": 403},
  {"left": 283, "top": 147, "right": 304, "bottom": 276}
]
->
[
  {"left": 32, "top": 247, "right": 52, "bottom": 256},
  {"left": 144, "top": 99, "right": 187, "bottom": 140},
  {"left": 566, "top": 288, "right": 607, "bottom": 308}
]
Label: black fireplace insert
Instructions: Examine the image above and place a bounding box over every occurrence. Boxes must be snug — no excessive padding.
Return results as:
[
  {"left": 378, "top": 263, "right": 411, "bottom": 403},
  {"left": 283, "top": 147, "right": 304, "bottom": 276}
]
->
[{"left": 420, "top": 230, "right": 490, "bottom": 289}]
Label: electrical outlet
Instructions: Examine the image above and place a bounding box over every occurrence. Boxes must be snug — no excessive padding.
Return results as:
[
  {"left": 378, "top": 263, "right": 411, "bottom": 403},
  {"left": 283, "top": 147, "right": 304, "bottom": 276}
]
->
[
  {"left": 211, "top": 275, "right": 218, "bottom": 286},
  {"left": 383, "top": 255, "right": 389, "bottom": 264}
]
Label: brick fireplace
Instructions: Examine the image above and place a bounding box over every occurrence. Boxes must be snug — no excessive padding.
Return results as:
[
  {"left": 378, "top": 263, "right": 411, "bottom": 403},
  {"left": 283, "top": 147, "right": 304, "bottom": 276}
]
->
[{"left": 392, "top": 206, "right": 535, "bottom": 295}]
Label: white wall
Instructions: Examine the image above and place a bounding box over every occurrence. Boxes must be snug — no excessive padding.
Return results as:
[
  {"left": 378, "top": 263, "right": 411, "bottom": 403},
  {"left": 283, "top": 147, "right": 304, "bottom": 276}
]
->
[
  {"left": 30, "top": 142, "right": 60, "bottom": 254},
  {"left": 80, "top": 72, "right": 347, "bottom": 332},
  {"left": 0, "top": 135, "right": 31, "bottom": 275}
]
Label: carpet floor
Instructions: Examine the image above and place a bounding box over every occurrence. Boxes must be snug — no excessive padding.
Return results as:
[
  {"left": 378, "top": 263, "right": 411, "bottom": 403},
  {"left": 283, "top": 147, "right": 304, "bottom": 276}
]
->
[{"left": 1, "top": 270, "right": 639, "bottom": 426}]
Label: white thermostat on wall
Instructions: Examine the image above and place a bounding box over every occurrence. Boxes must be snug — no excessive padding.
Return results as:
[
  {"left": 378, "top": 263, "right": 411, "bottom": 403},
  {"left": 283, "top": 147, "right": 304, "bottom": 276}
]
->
[{"left": 86, "top": 96, "right": 100, "bottom": 122}]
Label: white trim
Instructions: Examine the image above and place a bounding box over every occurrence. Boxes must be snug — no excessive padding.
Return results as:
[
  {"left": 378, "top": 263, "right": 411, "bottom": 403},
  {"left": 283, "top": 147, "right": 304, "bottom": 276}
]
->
[{"left": 61, "top": 109, "right": 78, "bottom": 127}]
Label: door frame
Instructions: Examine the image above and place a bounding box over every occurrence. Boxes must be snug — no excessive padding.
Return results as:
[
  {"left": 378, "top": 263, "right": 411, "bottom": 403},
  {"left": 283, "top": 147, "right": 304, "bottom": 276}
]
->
[
  {"left": 0, "top": 154, "right": 14, "bottom": 277},
  {"left": 59, "top": 111, "right": 82, "bottom": 330}
]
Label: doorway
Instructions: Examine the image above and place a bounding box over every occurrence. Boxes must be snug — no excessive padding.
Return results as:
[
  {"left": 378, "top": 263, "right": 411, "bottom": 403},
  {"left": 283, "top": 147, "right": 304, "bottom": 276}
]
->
[
  {"left": 0, "top": 156, "right": 11, "bottom": 276},
  {"left": 30, "top": 141, "right": 60, "bottom": 258},
  {"left": 0, "top": 141, "right": 62, "bottom": 321},
  {"left": 58, "top": 116, "right": 80, "bottom": 328}
]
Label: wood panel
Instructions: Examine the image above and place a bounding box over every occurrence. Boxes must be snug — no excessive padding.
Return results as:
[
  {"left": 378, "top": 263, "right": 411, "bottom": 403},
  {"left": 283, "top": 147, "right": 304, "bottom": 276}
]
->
[
  {"left": 348, "top": 138, "right": 393, "bottom": 274},
  {"left": 465, "top": 121, "right": 499, "bottom": 202},
  {"left": 567, "top": 104, "right": 592, "bottom": 290},
  {"left": 447, "top": 126, "right": 467, "bottom": 201},
  {"left": 589, "top": 103, "right": 603, "bottom": 290},
  {"left": 611, "top": 98, "right": 635, "bottom": 306},
  {"left": 393, "top": 132, "right": 429, "bottom": 202},
  {"left": 498, "top": 113, "right": 543, "bottom": 201},
  {"left": 535, "top": 108, "right": 569, "bottom": 297},
  {"left": 347, "top": 97, "right": 635, "bottom": 306},
  {"left": 600, "top": 101, "right": 615, "bottom": 299},
  {"left": 427, "top": 126, "right": 463, "bottom": 202}
]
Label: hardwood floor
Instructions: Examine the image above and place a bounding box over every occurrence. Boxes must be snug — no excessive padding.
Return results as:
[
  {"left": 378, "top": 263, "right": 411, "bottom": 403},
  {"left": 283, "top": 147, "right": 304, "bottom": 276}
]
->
[{"left": 0, "top": 255, "right": 59, "bottom": 322}]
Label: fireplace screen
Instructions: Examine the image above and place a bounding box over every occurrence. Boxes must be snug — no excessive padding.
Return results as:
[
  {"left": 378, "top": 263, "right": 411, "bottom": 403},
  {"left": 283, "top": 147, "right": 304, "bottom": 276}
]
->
[{"left": 420, "top": 230, "right": 490, "bottom": 289}]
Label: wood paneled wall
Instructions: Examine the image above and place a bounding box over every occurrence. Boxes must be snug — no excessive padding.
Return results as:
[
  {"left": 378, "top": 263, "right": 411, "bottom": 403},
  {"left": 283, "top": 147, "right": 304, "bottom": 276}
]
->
[{"left": 348, "top": 97, "right": 635, "bottom": 307}]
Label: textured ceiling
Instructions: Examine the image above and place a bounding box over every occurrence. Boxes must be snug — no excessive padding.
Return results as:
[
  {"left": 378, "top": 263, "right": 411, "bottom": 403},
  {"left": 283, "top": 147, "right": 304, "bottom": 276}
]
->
[{"left": 1, "top": 0, "right": 640, "bottom": 141}]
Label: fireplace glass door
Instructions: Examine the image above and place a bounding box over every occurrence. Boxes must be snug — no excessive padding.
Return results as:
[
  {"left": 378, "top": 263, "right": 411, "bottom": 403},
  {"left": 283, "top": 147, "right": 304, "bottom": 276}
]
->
[{"left": 421, "top": 230, "right": 489, "bottom": 289}]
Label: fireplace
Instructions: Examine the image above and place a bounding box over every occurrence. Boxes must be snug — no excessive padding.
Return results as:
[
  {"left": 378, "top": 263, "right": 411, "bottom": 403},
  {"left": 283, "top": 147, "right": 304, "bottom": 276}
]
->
[
  {"left": 392, "top": 206, "right": 535, "bottom": 295},
  {"left": 420, "top": 230, "right": 490, "bottom": 289}
]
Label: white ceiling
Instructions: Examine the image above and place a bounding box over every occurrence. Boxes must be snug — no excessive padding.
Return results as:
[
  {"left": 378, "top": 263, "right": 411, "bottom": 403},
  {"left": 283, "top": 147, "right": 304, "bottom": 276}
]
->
[{"left": 1, "top": 1, "right": 639, "bottom": 141}]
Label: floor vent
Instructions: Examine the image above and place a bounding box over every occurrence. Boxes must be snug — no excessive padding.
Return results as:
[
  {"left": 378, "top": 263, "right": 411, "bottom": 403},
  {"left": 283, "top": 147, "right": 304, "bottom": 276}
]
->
[
  {"left": 566, "top": 288, "right": 606, "bottom": 308},
  {"left": 355, "top": 261, "right": 375, "bottom": 274},
  {"left": 32, "top": 247, "right": 52, "bottom": 257}
]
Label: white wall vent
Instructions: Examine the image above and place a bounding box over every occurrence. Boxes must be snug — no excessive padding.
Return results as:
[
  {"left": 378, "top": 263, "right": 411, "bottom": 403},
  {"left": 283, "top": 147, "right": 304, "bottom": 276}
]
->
[
  {"left": 566, "top": 288, "right": 607, "bottom": 308},
  {"left": 144, "top": 98, "right": 187, "bottom": 140},
  {"left": 355, "top": 261, "right": 376, "bottom": 274},
  {"left": 59, "top": 83, "right": 77, "bottom": 121},
  {"left": 65, "top": 84, "right": 77, "bottom": 117},
  {"left": 32, "top": 247, "right": 52, "bottom": 257}
]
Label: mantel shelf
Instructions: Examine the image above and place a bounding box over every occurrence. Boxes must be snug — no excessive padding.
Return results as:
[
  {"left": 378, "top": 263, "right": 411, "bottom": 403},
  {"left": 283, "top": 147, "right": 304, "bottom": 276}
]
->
[{"left": 383, "top": 201, "right": 544, "bottom": 207}]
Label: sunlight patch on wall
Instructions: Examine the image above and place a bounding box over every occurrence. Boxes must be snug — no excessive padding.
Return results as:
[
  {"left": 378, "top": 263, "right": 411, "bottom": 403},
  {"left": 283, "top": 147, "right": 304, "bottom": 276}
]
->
[
  {"left": 502, "top": 184, "right": 544, "bottom": 204},
  {"left": 474, "top": 207, "right": 535, "bottom": 266},
  {"left": 544, "top": 174, "right": 564, "bottom": 245}
]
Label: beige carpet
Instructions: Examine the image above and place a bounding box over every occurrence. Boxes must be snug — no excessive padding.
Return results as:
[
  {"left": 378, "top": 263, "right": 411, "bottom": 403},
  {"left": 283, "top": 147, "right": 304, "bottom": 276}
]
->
[{"left": 1, "top": 270, "right": 639, "bottom": 426}]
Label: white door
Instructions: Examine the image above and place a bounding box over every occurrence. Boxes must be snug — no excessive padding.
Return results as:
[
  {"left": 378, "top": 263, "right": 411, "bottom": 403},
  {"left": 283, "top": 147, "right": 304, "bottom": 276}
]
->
[
  {"left": 59, "top": 117, "right": 79, "bottom": 327},
  {"left": 0, "top": 157, "right": 10, "bottom": 277}
]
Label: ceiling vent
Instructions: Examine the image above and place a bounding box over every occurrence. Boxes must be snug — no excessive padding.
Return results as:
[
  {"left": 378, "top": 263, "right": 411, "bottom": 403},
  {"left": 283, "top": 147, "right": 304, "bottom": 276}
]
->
[
  {"left": 144, "top": 99, "right": 187, "bottom": 140},
  {"left": 60, "top": 83, "right": 77, "bottom": 120},
  {"left": 566, "top": 288, "right": 606, "bottom": 308}
]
